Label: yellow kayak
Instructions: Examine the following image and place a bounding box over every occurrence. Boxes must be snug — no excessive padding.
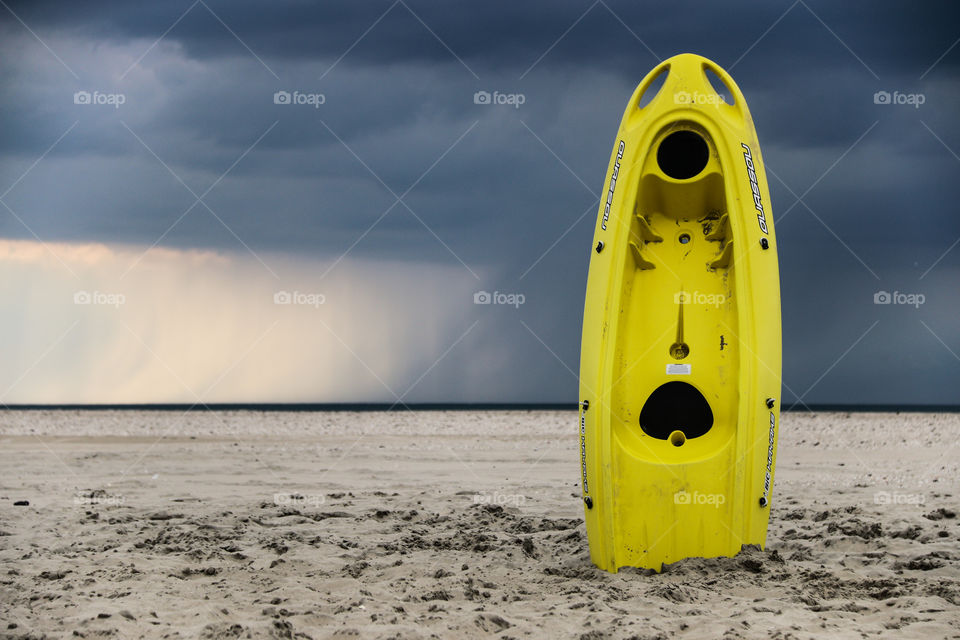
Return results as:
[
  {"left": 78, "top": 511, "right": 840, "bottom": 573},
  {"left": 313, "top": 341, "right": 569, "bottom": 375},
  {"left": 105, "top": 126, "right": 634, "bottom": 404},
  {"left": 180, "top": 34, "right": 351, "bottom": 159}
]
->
[{"left": 578, "top": 53, "right": 782, "bottom": 572}]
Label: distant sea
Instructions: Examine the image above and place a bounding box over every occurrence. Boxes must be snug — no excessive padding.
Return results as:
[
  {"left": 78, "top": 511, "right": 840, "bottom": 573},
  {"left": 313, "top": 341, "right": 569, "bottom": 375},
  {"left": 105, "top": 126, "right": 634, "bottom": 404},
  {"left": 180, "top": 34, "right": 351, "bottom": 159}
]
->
[{"left": 2, "top": 403, "right": 959, "bottom": 412}]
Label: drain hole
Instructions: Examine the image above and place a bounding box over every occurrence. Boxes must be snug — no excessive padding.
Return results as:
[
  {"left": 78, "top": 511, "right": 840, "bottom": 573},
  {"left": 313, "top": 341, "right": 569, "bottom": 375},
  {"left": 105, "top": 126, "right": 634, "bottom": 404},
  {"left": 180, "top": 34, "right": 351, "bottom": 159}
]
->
[
  {"left": 669, "top": 430, "right": 686, "bottom": 447},
  {"left": 639, "top": 381, "right": 713, "bottom": 440},
  {"left": 669, "top": 342, "right": 689, "bottom": 360},
  {"left": 679, "top": 233, "right": 691, "bottom": 244},
  {"left": 657, "top": 130, "right": 709, "bottom": 180}
]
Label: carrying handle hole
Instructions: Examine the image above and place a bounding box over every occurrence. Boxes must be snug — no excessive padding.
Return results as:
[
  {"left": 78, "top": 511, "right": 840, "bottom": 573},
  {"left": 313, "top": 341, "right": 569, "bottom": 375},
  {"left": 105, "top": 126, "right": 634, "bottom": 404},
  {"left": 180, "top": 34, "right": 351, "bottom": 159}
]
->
[
  {"left": 637, "top": 66, "right": 670, "bottom": 110},
  {"left": 704, "top": 65, "right": 736, "bottom": 106}
]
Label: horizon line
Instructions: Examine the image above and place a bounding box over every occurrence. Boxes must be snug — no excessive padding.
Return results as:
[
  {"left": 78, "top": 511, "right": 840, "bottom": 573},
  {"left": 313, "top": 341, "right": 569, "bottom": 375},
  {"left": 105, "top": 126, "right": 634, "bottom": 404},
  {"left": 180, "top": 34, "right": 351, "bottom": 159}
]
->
[{"left": 1, "top": 403, "right": 959, "bottom": 413}]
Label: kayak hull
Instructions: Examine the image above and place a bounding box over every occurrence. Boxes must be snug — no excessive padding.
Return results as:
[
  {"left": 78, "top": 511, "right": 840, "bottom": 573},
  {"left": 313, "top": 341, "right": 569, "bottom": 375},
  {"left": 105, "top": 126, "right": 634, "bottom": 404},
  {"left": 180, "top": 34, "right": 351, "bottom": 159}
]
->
[{"left": 579, "top": 53, "right": 782, "bottom": 573}]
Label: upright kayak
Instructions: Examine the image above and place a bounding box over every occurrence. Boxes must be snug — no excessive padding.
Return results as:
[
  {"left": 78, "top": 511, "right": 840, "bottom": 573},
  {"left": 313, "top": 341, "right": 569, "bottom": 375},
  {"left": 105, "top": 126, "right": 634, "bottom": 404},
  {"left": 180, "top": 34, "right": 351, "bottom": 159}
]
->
[{"left": 578, "top": 53, "right": 781, "bottom": 573}]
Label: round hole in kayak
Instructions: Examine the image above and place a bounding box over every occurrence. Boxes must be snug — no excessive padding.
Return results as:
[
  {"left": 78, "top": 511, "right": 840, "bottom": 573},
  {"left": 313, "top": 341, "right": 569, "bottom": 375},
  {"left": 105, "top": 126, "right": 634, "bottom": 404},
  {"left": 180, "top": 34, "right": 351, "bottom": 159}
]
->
[
  {"left": 669, "top": 342, "right": 689, "bottom": 360},
  {"left": 657, "top": 130, "right": 709, "bottom": 180},
  {"left": 639, "top": 381, "right": 713, "bottom": 440},
  {"left": 679, "top": 233, "right": 691, "bottom": 244},
  {"left": 669, "top": 430, "right": 686, "bottom": 447}
]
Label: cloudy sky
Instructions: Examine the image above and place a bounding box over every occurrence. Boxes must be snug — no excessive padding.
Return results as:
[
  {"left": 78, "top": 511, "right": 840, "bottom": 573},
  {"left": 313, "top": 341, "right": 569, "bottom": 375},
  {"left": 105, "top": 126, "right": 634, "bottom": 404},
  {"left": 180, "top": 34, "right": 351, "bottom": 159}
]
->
[{"left": 0, "top": 0, "right": 958, "bottom": 405}]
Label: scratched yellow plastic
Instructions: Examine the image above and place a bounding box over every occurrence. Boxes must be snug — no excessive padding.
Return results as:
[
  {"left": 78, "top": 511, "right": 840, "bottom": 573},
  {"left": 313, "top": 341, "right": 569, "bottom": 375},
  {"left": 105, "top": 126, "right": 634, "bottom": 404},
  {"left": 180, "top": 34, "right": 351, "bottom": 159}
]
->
[{"left": 579, "top": 54, "right": 782, "bottom": 572}]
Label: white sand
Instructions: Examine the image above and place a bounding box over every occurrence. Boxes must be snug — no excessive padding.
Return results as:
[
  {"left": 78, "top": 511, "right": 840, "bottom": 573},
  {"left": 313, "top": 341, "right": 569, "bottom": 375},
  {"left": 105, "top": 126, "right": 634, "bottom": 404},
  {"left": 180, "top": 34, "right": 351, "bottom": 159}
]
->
[{"left": 1, "top": 410, "right": 958, "bottom": 639}]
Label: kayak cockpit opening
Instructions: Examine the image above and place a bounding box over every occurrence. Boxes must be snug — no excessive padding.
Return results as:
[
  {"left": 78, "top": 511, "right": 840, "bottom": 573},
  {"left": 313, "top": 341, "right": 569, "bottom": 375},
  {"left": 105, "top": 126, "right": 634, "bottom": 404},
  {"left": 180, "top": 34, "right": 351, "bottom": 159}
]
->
[{"left": 639, "top": 381, "right": 714, "bottom": 441}]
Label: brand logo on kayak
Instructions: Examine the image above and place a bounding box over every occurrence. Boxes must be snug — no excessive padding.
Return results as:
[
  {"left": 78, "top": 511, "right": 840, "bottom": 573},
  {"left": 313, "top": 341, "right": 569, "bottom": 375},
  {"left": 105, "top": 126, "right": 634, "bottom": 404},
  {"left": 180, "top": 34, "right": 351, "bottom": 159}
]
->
[
  {"left": 741, "top": 143, "right": 768, "bottom": 234},
  {"left": 601, "top": 140, "right": 625, "bottom": 231},
  {"left": 762, "top": 411, "right": 776, "bottom": 503},
  {"left": 579, "top": 411, "right": 588, "bottom": 494},
  {"left": 473, "top": 91, "right": 525, "bottom": 108},
  {"left": 674, "top": 491, "right": 726, "bottom": 507},
  {"left": 873, "top": 90, "right": 925, "bottom": 109},
  {"left": 473, "top": 290, "right": 525, "bottom": 308},
  {"left": 873, "top": 290, "right": 925, "bottom": 308}
]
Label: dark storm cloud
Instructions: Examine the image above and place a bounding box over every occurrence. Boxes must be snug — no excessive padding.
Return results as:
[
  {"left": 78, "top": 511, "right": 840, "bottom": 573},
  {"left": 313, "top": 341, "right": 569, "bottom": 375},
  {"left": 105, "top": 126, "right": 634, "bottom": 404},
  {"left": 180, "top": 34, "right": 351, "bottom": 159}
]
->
[
  {"left": 5, "top": 0, "right": 958, "bottom": 74},
  {"left": 1, "top": 0, "right": 959, "bottom": 403}
]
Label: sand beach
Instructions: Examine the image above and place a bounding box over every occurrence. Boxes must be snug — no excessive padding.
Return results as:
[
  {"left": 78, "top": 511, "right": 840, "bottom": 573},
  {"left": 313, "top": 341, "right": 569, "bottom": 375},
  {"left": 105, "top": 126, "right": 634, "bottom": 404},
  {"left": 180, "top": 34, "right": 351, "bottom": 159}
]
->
[{"left": 1, "top": 410, "right": 958, "bottom": 639}]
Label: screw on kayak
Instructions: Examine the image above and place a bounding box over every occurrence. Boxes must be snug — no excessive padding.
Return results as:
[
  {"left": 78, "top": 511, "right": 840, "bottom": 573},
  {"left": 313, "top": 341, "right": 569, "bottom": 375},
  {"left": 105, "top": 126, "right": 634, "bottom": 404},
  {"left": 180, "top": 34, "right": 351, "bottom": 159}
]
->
[
  {"left": 759, "top": 496, "right": 768, "bottom": 508},
  {"left": 765, "top": 398, "right": 775, "bottom": 409},
  {"left": 595, "top": 241, "right": 605, "bottom": 253},
  {"left": 581, "top": 400, "right": 589, "bottom": 410},
  {"left": 760, "top": 238, "right": 769, "bottom": 250},
  {"left": 584, "top": 496, "right": 594, "bottom": 509}
]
